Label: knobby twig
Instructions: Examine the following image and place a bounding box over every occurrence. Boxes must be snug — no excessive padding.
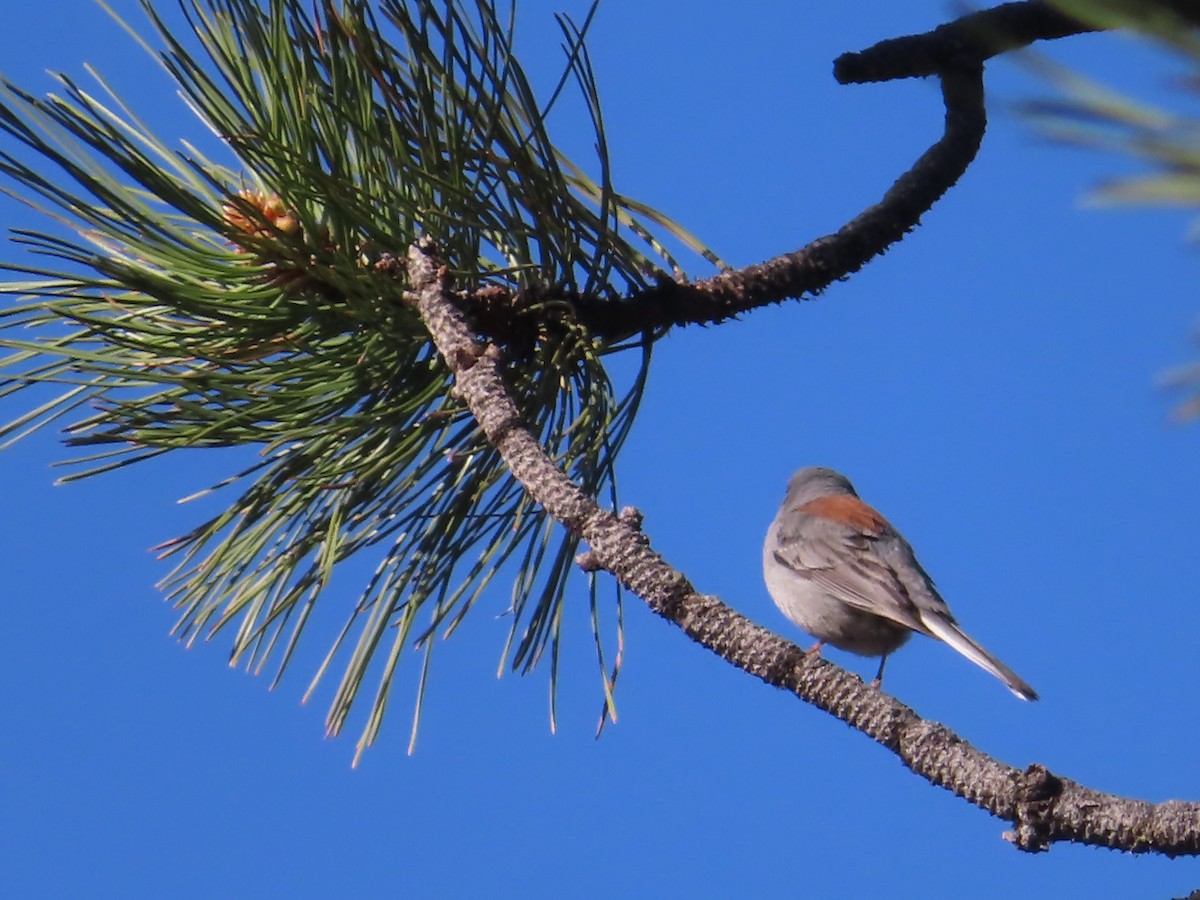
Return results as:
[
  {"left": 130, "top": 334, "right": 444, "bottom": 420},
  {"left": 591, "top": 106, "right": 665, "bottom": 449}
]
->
[{"left": 409, "top": 237, "right": 1200, "bottom": 857}]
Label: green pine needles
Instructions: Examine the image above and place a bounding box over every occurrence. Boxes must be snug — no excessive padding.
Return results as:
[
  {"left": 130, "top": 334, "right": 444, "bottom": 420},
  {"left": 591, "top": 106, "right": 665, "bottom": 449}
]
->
[
  {"left": 0, "top": 0, "right": 721, "bottom": 761},
  {"left": 1028, "top": 0, "right": 1200, "bottom": 419}
]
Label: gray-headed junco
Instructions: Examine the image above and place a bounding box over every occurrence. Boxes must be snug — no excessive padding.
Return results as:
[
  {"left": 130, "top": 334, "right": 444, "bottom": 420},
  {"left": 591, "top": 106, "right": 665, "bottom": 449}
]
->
[{"left": 763, "top": 466, "right": 1037, "bottom": 700}]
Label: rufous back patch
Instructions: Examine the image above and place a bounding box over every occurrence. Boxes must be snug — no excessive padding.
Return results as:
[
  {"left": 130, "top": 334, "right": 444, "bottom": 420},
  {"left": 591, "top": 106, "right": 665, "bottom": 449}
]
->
[{"left": 798, "top": 495, "right": 890, "bottom": 534}]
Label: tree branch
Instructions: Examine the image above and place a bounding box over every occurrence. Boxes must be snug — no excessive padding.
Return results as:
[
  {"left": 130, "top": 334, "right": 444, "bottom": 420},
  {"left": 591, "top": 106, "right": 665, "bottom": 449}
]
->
[
  {"left": 511, "top": 61, "right": 987, "bottom": 345},
  {"left": 834, "top": 1, "right": 1101, "bottom": 84},
  {"left": 466, "top": 3, "right": 1113, "bottom": 346},
  {"left": 409, "top": 237, "right": 1200, "bottom": 856}
]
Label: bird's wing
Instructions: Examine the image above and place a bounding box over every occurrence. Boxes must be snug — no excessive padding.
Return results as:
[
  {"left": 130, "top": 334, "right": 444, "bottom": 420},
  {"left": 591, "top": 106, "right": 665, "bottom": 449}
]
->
[
  {"left": 771, "top": 494, "right": 937, "bottom": 634},
  {"left": 772, "top": 494, "right": 1039, "bottom": 700}
]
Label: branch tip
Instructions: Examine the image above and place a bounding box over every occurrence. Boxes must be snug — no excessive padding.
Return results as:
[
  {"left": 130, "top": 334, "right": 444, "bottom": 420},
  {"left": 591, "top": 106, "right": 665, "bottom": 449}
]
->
[
  {"left": 617, "top": 506, "right": 644, "bottom": 530},
  {"left": 575, "top": 550, "right": 603, "bottom": 573}
]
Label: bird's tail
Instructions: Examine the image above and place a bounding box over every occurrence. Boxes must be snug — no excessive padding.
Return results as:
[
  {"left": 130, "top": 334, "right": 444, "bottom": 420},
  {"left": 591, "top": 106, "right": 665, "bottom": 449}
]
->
[{"left": 921, "top": 615, "right": 1038, "bottom": 701}]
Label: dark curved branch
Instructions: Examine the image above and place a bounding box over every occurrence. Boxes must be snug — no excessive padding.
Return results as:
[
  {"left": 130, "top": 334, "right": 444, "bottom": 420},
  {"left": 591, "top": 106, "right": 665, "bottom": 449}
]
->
[
  {"left": 544, "top": 63, "right": 986, "bottom": 344},
  {"left": 834, "top": 1, "right": 1100, "bottom": 84},
  {"left": 409, "top": 237, "right": 1200, "bottom": 857},
  {"left": 464, "top": 2, "right": 1109, "bottom": 346}
]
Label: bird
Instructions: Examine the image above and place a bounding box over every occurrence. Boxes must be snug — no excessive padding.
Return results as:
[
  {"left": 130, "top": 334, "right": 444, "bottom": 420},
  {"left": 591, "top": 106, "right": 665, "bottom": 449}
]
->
[{"left": 763, "top": 466, "right": 1037, "bottom": 700}]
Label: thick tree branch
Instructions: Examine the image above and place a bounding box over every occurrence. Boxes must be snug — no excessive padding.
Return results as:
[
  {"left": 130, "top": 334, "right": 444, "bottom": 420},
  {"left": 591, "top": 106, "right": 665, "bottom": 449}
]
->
[
  {"left": 468, "top": 4, "right": 1113, "bottom": 345},
  {"left": 523, "top": 63, "right": 987, "bottom": 344},
  {"left": 408, "top": 237, "right": 1200, "bottom": 857},
  {"left": 834, "top": 1, "right": 1101, "bottom": 83}
]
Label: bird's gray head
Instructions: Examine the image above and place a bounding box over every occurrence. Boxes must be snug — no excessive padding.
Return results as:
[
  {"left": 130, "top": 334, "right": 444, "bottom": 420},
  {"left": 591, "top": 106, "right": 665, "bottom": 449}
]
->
[{"left": 782, "top": 466, "right": 858, "bottom": 506}]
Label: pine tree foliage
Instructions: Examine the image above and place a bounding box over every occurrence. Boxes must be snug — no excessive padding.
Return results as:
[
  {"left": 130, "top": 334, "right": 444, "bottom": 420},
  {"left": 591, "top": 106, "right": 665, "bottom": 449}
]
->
[
  {"left": 1028, "top": 1, "right": 1200, "bottom": 417},
  {"left": 0, "top": 0, "right": 721, "bottom": 759}
]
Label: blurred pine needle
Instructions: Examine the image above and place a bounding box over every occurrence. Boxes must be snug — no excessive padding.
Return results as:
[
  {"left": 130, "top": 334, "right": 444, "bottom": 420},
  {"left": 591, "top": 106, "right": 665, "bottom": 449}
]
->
[{"left": 1025, "top": 0, "right": 1200, "bottom": 420}]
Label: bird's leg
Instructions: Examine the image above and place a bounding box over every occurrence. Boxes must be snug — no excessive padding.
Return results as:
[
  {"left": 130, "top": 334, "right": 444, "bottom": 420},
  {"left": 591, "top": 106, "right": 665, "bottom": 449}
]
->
[
  {"left": 805, "top": 641, "right": 825, "bottom": 658},
  {"left": 871, "top": 655, "right": 889, "bottom": 688}
]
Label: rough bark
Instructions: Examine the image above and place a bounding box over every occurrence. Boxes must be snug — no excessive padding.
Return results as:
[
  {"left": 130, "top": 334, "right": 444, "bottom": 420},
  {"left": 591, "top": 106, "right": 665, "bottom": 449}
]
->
[
  {"left": 468, "top": 2, "right": 1112, "bottom": 347},
  {"left": 409, "top": 0, "right": 1200, "bottom": 861},
  {"left": 409, "top": 238, "right": 1200, "bottom": 857}
]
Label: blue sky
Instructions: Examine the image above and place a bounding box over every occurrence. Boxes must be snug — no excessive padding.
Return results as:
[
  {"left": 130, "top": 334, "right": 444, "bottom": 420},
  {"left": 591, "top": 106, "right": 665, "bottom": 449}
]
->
[{"left": 3, "top": 1, "right": 1198, "bottom": 897}]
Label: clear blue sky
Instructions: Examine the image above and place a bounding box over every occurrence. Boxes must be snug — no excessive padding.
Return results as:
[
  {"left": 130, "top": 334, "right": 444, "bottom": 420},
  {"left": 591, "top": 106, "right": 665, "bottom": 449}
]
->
[{"left": 3, "top": 2, "right": 1198, "bottom": 897}]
